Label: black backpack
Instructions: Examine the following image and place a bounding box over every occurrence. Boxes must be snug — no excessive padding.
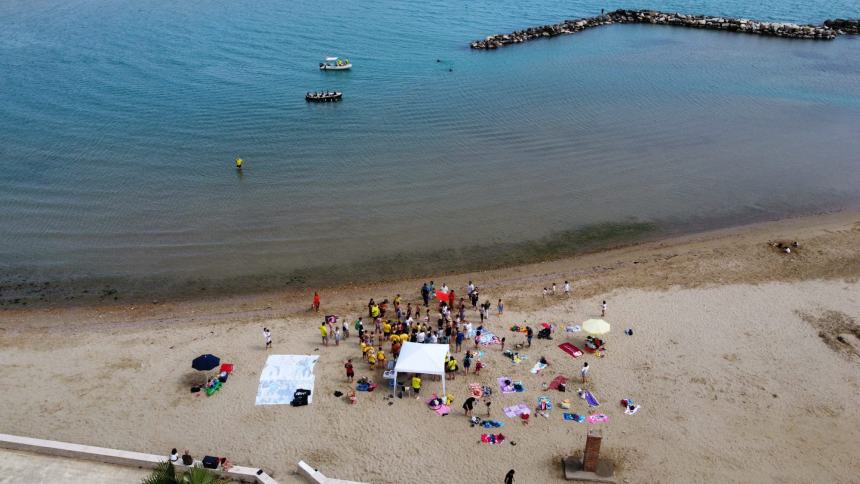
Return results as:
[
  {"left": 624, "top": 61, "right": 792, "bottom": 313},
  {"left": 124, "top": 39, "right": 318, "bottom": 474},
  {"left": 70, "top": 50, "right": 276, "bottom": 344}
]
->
[{"left": 291, "top": 389, "right": 311, "bottom": 407}]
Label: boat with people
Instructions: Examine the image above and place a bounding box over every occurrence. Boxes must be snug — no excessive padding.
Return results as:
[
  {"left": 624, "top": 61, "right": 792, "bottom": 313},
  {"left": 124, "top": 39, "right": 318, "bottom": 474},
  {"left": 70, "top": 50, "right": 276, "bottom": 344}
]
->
[
  {"left": 319, "top": 56, "right": 352, "bottom": 70},
  {"left": 305, "top": 91, "right": 343, "bottom": 102}
]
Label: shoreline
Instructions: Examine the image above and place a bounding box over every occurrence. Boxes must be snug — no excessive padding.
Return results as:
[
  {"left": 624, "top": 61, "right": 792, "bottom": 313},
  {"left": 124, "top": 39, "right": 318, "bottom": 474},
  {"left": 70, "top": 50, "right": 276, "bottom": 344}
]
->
[
  {"left": 3, "top": 206, "right": 860, "bottom": 312},
  {"left": 3, "top": 207, "right": 858, "bottom": 326}
]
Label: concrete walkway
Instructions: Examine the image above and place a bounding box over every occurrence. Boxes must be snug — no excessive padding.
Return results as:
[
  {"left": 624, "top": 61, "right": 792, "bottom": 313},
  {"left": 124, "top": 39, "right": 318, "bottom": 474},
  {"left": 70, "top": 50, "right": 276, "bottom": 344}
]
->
[{"left": 0, "top": 448, "right": 147, "bottom": 484}]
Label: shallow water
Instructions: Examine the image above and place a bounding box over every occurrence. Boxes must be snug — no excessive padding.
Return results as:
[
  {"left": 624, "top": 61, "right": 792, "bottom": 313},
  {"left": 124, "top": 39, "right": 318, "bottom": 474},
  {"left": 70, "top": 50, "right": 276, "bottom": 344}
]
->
[{"left": 1, "top": 0, "right": 859, "bottom": 302}]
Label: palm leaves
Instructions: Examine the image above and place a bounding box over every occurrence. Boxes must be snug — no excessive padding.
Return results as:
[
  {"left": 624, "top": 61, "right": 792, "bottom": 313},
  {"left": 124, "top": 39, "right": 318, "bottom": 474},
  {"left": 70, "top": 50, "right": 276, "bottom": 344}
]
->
[
  {"left": 141, "top": 462, "right": 227, "bottom": 484},
  {"left": 141, "top": 462, "right": 178, "bottom": 484}
]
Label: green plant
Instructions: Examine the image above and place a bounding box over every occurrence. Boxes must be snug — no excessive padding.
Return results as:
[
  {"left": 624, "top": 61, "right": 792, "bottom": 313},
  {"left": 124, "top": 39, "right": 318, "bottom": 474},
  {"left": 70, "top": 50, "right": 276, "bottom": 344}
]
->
[
  {"left": 141, "top": 462, "right": 226, "bottom": 484},
  {"left": 141, "top": 461, "right": 178, "bottom": 484},
  {"left": 180, "top": 465, "right": 227, "bottom": 484}
]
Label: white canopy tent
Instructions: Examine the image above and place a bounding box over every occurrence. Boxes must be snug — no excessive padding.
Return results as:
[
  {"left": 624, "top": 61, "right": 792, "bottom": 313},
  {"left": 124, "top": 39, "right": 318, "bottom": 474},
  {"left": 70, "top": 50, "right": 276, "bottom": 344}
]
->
[{"left": 393, "top": 342, "right": 449, "bottom": 396}]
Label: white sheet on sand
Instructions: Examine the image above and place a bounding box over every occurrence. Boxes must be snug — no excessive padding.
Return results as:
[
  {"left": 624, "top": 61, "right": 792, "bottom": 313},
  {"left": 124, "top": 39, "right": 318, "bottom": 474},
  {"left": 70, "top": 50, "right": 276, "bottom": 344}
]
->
[{"left": 255, "top": 355, "right": 319, "bottom": 405}]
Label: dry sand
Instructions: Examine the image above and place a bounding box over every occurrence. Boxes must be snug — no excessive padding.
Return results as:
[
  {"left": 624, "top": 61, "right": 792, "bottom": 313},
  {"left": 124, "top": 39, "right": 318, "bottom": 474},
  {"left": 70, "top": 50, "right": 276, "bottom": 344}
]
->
[{"left": 1, "top": 211, "right": 860, "bottom": 483}]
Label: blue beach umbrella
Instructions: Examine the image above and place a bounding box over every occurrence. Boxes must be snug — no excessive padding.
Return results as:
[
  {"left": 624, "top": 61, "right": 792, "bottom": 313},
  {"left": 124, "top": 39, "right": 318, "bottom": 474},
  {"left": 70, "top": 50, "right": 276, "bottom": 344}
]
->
[{"left": 192, "top": 354, "right": 220, "bottom": 371}]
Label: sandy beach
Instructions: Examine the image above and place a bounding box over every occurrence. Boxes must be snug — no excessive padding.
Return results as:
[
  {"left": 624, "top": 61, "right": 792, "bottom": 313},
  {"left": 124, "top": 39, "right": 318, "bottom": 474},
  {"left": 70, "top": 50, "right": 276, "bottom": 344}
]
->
[{"left": 1, "top": 211, "right": 859, "bottom": 483}]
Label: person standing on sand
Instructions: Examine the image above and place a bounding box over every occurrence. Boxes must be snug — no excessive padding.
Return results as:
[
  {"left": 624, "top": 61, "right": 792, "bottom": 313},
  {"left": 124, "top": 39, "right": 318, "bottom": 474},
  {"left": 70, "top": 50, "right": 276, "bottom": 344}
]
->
[
  {"left": 463, "top": 350, "right": 473, "bottom": 373},
  {"left": 344, "top": 359, "right": 354, "bottom": 382},
  {"left": 498, "top": 299, "right": 504, "bottom": 315},
  {"left": 564, "top": 280, "right": 570, "bottom": 296},
  {"left": 501, "top": 336, "right": 506, "bottom": 351},
  {"left": 262, "top": 328, "right": 272, "bottom": 350},
  {"left": 463, "top": 396, "right": 476, "bottom": 416},
  {"left": 601, "top": 300, "right": 607, "bottom": 317},
  {"left": 312, "top": 291, "right": 320, "bottom": 312},
  {"left": 412, "top": 374, "right": 422, "bottom": 397},
  {"left": 505, "top": 469, "right": 515, "bottom": 484},
  {"left": 319, "top": 322, "right": 328, "bottom": 346},
  {"left": 334, "top": 326, "right": 341, "bottom": 346},
  {"left": 552, "top": 283, "right": 557, "bottom": 295},
  {"left": 543, "top": 287, "right": 548, "bottom": 299},
  {"left": 455, "top": 328, "right": 464, "bottom": 352},
  {"left": 526, "top": 326, "right": 533, "bottom": 347},
  {"left": 581, "top": 362, "right": 589, "bottom": 384}
]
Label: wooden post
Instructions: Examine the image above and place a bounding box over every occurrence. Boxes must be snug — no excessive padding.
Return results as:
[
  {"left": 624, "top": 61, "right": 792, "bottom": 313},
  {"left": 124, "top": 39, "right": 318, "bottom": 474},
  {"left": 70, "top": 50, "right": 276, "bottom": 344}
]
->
[{"left": 583, "top": 429, "right": 602, "bottom": 472}]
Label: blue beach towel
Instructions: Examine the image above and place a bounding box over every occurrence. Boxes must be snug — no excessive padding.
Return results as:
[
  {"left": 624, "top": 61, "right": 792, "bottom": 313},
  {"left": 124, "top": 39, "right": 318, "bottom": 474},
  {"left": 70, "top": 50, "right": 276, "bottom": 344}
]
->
[{"left": 563, "top": 413, "right": 585, "bottom": 422}]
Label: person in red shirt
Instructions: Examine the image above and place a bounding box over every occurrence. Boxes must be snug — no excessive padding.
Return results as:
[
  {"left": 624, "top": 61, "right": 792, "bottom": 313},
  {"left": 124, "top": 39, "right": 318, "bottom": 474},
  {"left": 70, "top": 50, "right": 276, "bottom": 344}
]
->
[
  {"left": 312, "top": 292, "right": 320, "bottom": 312},
  {"left": 344, "top": 359, "right": 354, "bottom": 382}
]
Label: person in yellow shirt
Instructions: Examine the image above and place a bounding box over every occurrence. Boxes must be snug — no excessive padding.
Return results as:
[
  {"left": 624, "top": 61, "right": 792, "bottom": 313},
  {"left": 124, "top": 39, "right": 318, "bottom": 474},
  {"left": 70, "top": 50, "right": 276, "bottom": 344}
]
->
[
  {"left": 360, "top": 342, "right": 368, "bottom": 360},
  {"left": 446, "top": 357, "right": 458, "bottom": 380},
  {"left": 367, "top": 352, "right": 376, "bottom": 370},
  {"left": 382, "top": 321, "right": 391, "bottom": 337},
  {"left": 399, "top": 333, "right": 408, "bottom": 343},
  {"left": 319, "top": 323, "right": 328, "bottom": 346},
  {"left": 411, "top": 375, "right": 422, "bottom": 396},
  {"left": 370, "top": 304, "right": 380, "bottom": 319},
  {"left": 376, "top": 349, "right": 386, "bottom": 367}
]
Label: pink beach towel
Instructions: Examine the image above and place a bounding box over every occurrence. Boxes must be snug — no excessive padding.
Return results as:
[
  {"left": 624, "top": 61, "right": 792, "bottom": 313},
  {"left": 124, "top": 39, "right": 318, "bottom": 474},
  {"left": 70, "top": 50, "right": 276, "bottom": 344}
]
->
[
  {"left": 468, "top": 383, "right": 483, "bottom": 398},
  {"left": 586, "top": 413, "right": 609, "bottom": 424},
  {"left": 435, "top": 405, "right": 451, "bottom": 416},
  {"left": 558, "top": 342, "right": 583, "bottom": 358}
]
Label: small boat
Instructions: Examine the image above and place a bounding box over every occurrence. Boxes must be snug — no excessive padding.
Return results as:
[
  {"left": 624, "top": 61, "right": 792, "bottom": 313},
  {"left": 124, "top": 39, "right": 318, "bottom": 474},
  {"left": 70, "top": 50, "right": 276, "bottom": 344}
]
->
[
  {"left": 319, "top": 56, "right": 352, "bottom": 70},
  {"left": 305, "top": 91, "right": 343, "bottom": 102}
]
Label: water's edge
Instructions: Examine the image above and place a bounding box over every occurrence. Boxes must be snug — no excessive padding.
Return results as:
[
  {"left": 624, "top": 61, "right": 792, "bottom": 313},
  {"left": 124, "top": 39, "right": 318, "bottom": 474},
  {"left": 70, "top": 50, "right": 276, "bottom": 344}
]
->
[{"left": 2, "top": 220, "right": 659, "bottom": 308}]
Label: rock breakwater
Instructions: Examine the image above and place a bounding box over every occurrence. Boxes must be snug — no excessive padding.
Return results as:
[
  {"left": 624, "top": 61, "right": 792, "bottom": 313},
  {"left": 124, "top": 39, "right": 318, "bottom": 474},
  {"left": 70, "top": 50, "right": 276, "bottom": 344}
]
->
[{"left": 470, "top": 9, "right": 858, "bottom": 49}]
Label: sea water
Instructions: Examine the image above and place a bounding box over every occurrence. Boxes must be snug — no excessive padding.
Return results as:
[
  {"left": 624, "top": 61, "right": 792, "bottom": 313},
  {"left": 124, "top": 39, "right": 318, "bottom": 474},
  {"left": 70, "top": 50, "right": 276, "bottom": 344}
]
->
[{"left": 1, "top": 0, "right": 859, "bottom": 302}]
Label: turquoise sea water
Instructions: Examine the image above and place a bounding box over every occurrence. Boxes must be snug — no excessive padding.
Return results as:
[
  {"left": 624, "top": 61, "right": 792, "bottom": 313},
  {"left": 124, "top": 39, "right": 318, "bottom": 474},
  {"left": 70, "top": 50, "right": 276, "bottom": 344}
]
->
[{"left": 1, "top": 0, "right": 859, "bottom": 303}]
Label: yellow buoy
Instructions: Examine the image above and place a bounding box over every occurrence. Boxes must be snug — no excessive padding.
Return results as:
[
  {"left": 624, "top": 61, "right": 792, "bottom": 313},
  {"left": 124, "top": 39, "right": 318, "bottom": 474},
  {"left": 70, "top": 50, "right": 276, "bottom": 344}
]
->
[{"left": 235, "top": 157, "right": 243, "bottom": 169}]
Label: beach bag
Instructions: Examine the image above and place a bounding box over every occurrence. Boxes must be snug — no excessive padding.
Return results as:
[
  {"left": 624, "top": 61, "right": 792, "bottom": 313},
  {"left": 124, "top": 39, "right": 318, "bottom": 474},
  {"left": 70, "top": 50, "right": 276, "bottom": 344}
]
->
[{"left": 291, "top": 389, "right": 311, "bottom": 406}]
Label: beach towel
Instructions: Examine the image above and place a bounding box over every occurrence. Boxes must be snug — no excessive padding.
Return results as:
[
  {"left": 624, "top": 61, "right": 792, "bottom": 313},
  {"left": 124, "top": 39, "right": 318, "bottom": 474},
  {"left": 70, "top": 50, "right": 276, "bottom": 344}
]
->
[
  {"left": 563, "top": 413, "right": 585, "bottom": 422},
  {"left": 478, "top": 331, "right": 501, "bottom": 346},
  {"left": 255, "top": 355, "right": 319, "bottom": 405},
  {"left": 498, "top": 377, "right": 516, "bottom": 394},
  {"left": 512, "top": 354, "right": 528, "bottom": 365},
  {"left": 586, "top": 413, "right": 609, "bottom": 424},
  {"left": 530, "top": 362, "right": 547, "bottom": 374},
  {"left": 625, "top": 405, "right": 641, "bottom": 415},
  {"left": 481, "top": 420, "right": 504, "bottom": 428},
  {"left": 503, "top": 403, "right": 530, "bottom": 418},
  {"left": 537, "top": 396, "right": 553, "bottom": 410},
  {"left": 469, "top": 383, "right": 483, "bottom": 398},
  {"left": 480, "top": 433, "right": 506, "bottom": 444},
  {"left": 558, "top": 342, "right": 583, "bottom": 358},
  {"left": 547, "top": 375, "right": 568, "bottom": 391},
  {"left": 435, "top": 405, "right": 451, "bottom": 416},
  {"left": 510, "top": 325, "right": 528, "bottom": 333},
  {"left": 513, "top": 381, "right": 525, "bottom": 392},
  {"left": 565, "top": 325, "right": 581, "bottom": 333},
  {"left": 559, "top": 399, "right": 572, "bottom": 409},
  {"left": 482, "top": 385, "right": 493, "bottom": 397},
  {"left": 584, "top": 390, "right": 600, "bottom": 407}
]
